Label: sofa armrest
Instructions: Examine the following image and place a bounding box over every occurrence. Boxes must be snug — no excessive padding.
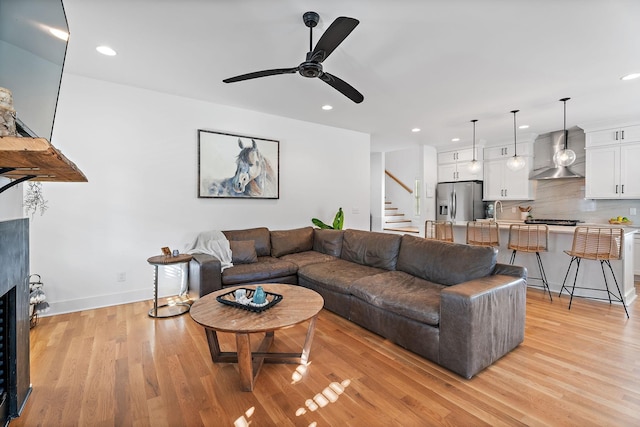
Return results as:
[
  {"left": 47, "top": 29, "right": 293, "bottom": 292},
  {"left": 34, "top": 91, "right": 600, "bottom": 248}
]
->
[
  {"left": 439, "top": 271, "right": 526, "bottom": 379},
  {"left": 493, "top": 262, "right": 527, "bottom": 280},
  {"left": 189, "top": 254, "right": 223, "bottom": 298}
]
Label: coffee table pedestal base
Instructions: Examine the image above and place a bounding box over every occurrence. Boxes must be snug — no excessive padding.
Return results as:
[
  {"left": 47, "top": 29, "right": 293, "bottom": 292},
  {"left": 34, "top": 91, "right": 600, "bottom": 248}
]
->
[{"left": 204, "top": 315, "right": 318, "bottom": 391}]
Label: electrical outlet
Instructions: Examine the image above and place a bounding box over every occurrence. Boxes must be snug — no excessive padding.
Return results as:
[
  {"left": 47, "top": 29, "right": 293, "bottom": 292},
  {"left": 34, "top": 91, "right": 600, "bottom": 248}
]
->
[
  {"left": 631, "top": 208, "right": 637, "bottom": 215},
  {"left": 511, "top": 207, "right": 516, "bottom": 213},
  {"left": 117, "top": 272, "right": 126, "bottom": 282}
]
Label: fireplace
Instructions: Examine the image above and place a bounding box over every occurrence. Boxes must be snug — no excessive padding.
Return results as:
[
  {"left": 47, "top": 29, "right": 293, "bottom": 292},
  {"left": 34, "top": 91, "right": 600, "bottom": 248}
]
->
[{"left": 0, "top": 219, "right": 32, "bottom": 423}]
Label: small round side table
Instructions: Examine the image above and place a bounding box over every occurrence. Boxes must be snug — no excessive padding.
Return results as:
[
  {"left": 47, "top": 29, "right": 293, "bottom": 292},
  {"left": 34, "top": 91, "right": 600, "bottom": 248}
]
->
[{"left": 147, "top": 253, "right": 193, "bottom": 318}]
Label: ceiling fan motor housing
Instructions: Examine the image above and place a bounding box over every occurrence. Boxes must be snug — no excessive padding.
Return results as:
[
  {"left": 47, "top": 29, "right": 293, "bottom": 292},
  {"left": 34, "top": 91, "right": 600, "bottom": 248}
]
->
[{"left": 299, "top": 61, "right": 323, "bottom": 78}]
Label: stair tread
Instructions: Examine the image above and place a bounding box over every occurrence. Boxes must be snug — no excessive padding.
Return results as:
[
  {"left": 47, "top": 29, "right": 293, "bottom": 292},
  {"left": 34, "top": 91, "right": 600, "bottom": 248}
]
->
[{"left": 384, "top": 226, "right": 420, "bottom": 234}]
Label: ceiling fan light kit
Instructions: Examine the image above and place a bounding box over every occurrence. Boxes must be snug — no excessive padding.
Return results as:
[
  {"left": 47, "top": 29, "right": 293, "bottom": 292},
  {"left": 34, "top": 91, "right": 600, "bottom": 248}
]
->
[{"left": 223, "top": 11, "right": 364, "bottom": 103}]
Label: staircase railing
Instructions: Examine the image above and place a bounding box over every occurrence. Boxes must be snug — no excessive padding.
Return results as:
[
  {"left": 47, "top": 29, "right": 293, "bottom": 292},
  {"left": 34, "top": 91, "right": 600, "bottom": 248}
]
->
[{"left": 385, "top": 170, "right": 413, "bottom": 194}]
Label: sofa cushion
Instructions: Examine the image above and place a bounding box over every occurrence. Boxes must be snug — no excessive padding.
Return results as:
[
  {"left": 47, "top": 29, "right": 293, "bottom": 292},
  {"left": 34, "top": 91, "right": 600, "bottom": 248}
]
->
[
  {"left": 397, "top": 235, "right": 497, "bottom": 286},
  {"left": 340, "top": 229, "right": 402, "bottom": 270},
  {"left": 271, "top": 227, "right": 314, "bottom": 257},
  {"left": 279, "top": 251, "right": 338, "bottom": 269},
  {"left": 229, "top": 240, "right": 258, "bottom": 264},
  {"left": 222, "top": 257, "right": 297, "bottom": 285},
  {"left": 223, "top": 227, "right": 271, "bottom": 257},
  {"left": 313, "top": 229, "right": 344, "bottom": 257},
  {"left": 298, "top": 258, "right": 385, "bottom": 295},
  {"left": 349, "top": 271, "right": 445, "bottom": 326}
]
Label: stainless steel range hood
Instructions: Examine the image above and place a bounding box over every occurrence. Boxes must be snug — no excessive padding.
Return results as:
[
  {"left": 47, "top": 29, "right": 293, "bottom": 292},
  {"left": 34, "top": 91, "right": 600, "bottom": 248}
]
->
[{"left": 530, "top": 128, "right": 585, "bottom": 180}]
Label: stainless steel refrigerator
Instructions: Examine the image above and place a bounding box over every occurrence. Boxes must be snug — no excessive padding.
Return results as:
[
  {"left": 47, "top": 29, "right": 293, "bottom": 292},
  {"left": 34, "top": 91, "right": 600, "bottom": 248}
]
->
[{"left": 436, "top": 180, "right": 484, "bottom": 222}]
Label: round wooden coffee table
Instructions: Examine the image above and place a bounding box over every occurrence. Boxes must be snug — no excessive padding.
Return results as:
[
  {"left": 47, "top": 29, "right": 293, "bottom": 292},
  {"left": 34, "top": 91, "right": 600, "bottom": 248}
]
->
[{"left": 190, "top": 284, "right": 324, "bottom": 391}]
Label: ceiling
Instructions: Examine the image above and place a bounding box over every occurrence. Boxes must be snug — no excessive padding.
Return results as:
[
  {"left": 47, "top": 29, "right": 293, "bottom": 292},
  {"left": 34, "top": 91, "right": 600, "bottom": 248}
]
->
[{"left": 60, "top": 0, "right": 640, "bottom": 152}]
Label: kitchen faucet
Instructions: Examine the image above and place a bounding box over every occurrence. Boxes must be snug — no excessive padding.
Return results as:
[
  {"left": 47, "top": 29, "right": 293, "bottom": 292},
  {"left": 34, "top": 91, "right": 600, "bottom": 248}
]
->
[{"left": 494, "top": 200, "right": 503, "bottom": 221}]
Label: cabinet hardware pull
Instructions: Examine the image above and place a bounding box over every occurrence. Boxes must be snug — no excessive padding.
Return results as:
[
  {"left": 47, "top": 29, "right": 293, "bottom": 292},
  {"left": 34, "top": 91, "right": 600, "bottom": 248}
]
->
[
  {"left": 621, "top": 130, "right": 625, "bottom": 140},
  {"left": 615, "top": 131, "right": 619, "bottom": 140},
  {"left": 621, "top": 184, "right": 624, "bottom": 194},
  {"left": 615, "top": 184, "right": 618, "bottom": 194}
]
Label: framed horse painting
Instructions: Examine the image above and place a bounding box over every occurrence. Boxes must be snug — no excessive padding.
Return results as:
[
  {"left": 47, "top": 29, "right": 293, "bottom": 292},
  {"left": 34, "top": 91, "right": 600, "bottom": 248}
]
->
[{"left": 197, "top": 130, "right": 279, "bottom": 199}]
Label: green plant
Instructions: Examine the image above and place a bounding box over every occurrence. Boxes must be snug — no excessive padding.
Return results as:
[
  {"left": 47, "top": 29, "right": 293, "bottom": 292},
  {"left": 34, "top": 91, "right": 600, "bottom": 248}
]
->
[{"left": 312, "top": 207, "right": 344, "bottom": 230}]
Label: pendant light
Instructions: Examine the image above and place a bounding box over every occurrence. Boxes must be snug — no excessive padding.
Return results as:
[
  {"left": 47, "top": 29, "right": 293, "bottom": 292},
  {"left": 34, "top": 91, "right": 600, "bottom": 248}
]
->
[
  {"left": 553, "top": 97, "right": 576, "bottom": 167},
  {"left": 468, "top": 119, "right": 482, "bottom": 174},
  {"left": 506, "top": 110, "right": 526, "bottom": 171}
]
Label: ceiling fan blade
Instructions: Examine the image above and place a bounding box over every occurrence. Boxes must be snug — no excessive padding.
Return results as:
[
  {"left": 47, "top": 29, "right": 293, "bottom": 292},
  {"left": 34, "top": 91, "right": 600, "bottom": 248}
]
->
[
  {"left": 223, "top": 67, "right": 298, "bottom": 83},
  {"left": 319, "top": 72, "right": 363, "bottom": 104},
  {"left": 311, "top": 17, "right": 359, "bottom": 63}
]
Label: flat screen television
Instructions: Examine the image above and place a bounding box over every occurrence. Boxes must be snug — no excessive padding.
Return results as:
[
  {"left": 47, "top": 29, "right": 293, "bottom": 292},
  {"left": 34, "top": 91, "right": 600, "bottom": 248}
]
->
[{"left": 0, "top": 0, "right": 69, "bottom": 140}]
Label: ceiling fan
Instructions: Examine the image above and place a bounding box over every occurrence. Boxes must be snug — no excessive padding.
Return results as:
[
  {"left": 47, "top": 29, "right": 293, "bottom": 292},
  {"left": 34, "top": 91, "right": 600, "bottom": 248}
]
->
[{"left": 223, "top": 11, "right": 364, "bottom": 104}]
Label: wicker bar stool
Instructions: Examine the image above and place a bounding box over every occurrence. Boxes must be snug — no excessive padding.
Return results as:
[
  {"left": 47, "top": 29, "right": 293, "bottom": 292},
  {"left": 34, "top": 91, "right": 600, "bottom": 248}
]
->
[
  {"left": 508, "top": 224, "right": 552, "bottom": 301},
  {"left": 558, "top": 226, "right": 628, "bottom": 318},
  {"left": 425, "top": 220, "right": 454, "bottom": 242},
  {"left": 466, "top": 221, "right": 500, "bottom": 247}
]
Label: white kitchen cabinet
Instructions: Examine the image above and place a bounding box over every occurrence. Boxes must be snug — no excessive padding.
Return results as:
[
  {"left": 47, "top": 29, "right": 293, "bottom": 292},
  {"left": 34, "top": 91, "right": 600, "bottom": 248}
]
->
[
  {"left": 483, "top": 156, "right": 533, "bottom": 200},
  {"left": 586, "top": 124, "right": 640, "bottom": 147},
  {"left": 483, "top": 142, "right": 533, "bottom": 200},
  {"left": 484, "top": 142, "right": 532, "bottom": 160},
  {"left": 585, "top": 141, "right": 640, "bottom": 199},
  {"left": 437, "top": 147, "right": 482, "bottom": 182}
]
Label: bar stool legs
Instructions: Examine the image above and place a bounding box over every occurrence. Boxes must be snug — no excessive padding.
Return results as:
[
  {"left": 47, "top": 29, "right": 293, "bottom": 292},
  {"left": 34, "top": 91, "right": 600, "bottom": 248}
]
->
[
  {"left": 558, "top": 256, "right": 630, "bottom": 319},
  {"left": 510, "top": 250, "right": 552, "bottom": 301},
  {"left": 559, "top": 226, "right": 629, "bottom": 319}
]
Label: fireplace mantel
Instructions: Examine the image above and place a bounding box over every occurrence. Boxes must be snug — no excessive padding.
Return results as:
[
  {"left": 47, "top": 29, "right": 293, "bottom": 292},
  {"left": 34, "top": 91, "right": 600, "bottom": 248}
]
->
[{"left": 0, "top": 136, "right": 87, "bottom": 193}]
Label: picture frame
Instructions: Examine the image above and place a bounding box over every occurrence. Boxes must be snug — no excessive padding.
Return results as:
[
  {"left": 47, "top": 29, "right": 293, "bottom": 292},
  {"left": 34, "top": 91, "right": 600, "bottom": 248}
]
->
[{"left": 197, "top": 130, "right": 280, "bottom": 199}]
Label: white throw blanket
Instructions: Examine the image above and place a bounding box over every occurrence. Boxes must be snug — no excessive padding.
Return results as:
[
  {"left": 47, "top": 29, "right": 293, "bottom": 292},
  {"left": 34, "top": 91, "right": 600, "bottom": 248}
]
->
[{"left": 184, "top": 230, "right": 233, "bottom": 271}]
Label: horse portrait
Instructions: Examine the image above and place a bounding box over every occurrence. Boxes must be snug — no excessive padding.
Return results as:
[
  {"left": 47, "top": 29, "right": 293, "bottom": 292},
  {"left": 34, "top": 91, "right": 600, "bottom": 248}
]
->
[{"left": 198, "top": 131, "right": 279, "bottom": 199}]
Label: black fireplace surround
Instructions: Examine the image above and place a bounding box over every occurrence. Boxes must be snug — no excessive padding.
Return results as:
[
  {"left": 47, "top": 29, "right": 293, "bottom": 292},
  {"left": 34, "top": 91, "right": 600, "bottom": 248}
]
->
[{"left": 0, "top": 219, "right": 32, "bottom": 424}]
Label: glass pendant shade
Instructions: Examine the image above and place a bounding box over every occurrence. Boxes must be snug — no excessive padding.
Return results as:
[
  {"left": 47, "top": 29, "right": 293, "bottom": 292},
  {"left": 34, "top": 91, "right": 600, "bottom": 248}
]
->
[
  {"left": 506, "top": 109, "right": 525, "bottom": 171},
  {"left": 506, "top": 155, "right": 526, "bottom": 171},
  {"left": 555, "top": 98, "right": 576, "bottom": 166},
  {"left": 468, "top": 119, "right": 481, "bottom": 173},
  {"left": 469, "top": 159, "right": 482, "bottom": 174},
  {"left": 553, "top": 148, "right": 576, "bottom": 166}
]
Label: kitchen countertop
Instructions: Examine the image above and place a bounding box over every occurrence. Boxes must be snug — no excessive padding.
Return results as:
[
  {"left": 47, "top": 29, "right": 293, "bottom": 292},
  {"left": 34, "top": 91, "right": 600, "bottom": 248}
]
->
[{"left": 451, "top": 220, "right": 638, "bottom": 235}]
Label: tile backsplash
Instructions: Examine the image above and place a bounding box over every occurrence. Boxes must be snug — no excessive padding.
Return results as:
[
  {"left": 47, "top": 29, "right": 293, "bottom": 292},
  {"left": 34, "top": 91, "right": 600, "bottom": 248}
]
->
[{"left": 494, "top": 179, "right": 640, "bottom": 223}]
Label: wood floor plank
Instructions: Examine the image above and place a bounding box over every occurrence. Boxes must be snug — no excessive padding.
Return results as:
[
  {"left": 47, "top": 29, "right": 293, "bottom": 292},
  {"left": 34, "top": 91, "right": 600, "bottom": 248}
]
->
[{"left": 11, "top": 283, "right": 640, "bottom": 426}]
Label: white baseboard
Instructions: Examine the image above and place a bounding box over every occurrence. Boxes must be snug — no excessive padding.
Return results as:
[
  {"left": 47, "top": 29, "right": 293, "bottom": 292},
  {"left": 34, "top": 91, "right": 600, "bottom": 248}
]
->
[{"left": 40, "top": 288, "right": 153, "bottom": 317}]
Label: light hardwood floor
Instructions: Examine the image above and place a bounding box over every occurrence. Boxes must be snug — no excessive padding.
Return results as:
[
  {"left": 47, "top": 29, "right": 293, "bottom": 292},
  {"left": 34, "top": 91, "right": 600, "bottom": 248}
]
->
[{"left": 13, "top": 285, "right": 640, "bottom": 427}]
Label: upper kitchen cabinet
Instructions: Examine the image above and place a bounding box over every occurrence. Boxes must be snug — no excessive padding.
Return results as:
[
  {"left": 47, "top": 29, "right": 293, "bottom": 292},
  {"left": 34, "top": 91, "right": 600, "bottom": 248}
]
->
[
  {"left": 484, "top": 142, "right": 532, "bottom": 160},
  {"left": 483, "top": 141, "right": 534, "bottom": 200},
  {"left": 437, "top": 147, "right": 483, "bottom": 182},
  {"left": 584, "top": 122, "right": 640, "bottom": 199},
  {"left": 585, "top": 124, "right": 640, "bottom": 147}
]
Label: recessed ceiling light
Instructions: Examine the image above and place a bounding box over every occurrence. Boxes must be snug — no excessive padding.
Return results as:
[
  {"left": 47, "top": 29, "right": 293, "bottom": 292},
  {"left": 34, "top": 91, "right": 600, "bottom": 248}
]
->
[
  {"left": 411, "top": 128, "right": 421, "bottom": 133},
  {"left": 621, "top": 73, "right": 640, "bottom": 81},
  {"left": 451, "top": 138, "right": 460, "bottom": 142},
  {"left": 49, "top": 28, "right": 69, "bottom": 41},
  {"left": 96, "top": 45, "right": 117, "bottom": 56},
  {"left": 322, "top": 105, "right": 333, "bottom": 110},
  {"left": 519, "top": 124, "right": 530, "bottom": 129}
]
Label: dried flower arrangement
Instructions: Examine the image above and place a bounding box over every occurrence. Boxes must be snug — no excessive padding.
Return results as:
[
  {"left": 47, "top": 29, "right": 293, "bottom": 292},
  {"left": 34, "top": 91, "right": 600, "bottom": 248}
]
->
[{"left": 24, "top": 182, "right": 48, "bottom": 218}]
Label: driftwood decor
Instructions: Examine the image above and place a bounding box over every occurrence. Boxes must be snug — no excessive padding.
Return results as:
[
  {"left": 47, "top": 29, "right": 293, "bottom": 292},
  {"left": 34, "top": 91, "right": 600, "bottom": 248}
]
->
[{"left": 197, "top": 130, "right": 279, "bottom": 199}]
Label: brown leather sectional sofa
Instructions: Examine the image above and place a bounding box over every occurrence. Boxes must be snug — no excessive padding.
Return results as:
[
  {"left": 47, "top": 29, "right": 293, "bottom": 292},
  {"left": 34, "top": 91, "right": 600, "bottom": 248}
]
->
[{"left": 189, "top": 226, "right": 527, "bottom": 379}]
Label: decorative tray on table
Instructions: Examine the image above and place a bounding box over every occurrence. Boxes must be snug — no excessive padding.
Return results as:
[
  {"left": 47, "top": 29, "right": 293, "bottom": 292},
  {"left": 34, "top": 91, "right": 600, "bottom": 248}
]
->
[{"left": 216, "top": 288, "right": 283, "bottom": 312}]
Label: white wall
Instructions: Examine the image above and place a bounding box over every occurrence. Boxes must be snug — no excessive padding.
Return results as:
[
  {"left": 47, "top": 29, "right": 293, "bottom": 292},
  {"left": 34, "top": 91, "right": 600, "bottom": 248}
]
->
[
  {"left": 0, "top": 179, "right": 23, "bottom": 221},
  {"left": 30, "top": 74, "right": 370, "bottom": 315}
]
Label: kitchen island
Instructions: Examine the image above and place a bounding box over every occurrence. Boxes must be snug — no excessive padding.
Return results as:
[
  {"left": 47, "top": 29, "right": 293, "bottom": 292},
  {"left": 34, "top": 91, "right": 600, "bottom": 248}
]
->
[{"left": 451, "top": 221, "right": 637, "bottom": 308}]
